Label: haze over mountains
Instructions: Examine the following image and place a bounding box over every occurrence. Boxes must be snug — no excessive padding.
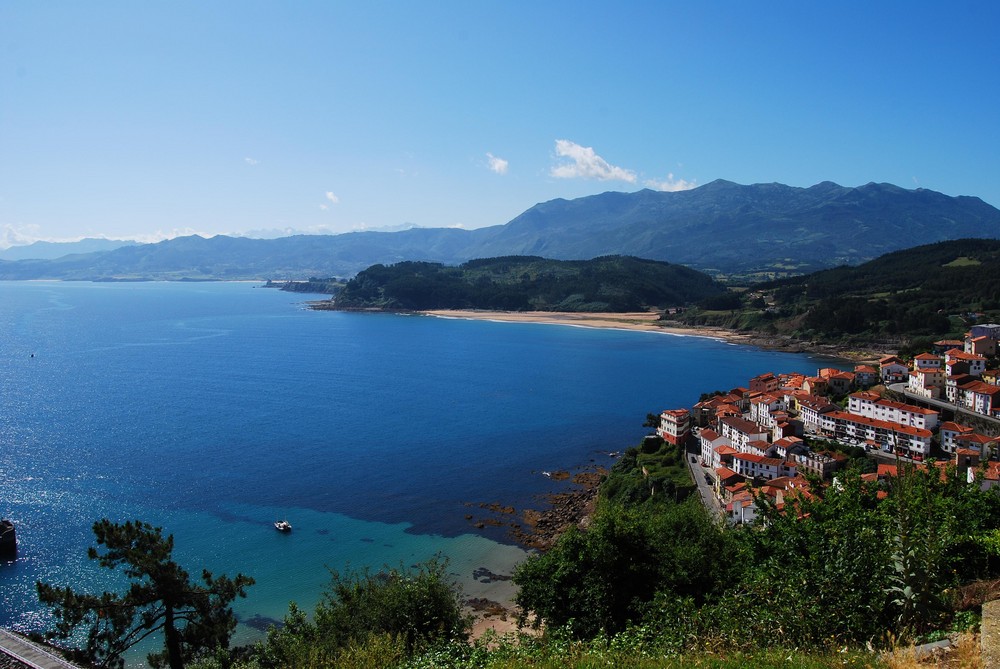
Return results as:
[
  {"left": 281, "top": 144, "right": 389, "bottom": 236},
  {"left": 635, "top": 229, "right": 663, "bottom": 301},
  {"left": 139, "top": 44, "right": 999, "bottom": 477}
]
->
[{"left": 2, "top": 180, "right": 998, "bottom": 281}]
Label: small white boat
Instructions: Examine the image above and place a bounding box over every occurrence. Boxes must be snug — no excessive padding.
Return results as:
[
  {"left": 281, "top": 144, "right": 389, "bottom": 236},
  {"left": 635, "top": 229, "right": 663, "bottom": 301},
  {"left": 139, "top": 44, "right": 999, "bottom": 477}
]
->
[{"left": 274, "top": 520, "right": 292, "bottom": 532}]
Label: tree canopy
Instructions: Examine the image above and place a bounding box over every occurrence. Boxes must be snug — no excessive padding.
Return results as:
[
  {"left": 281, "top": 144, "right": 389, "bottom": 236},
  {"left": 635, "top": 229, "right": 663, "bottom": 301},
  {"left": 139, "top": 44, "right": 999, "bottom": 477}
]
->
[
  {"left": 36, "top": 519, "right": 254, "bottom": 669},
  {"left": 330, "top": 256, "right": 726, "bottom": 312},
  {"left": 252, "top": 558, "right": 468, "bottom": 668}
]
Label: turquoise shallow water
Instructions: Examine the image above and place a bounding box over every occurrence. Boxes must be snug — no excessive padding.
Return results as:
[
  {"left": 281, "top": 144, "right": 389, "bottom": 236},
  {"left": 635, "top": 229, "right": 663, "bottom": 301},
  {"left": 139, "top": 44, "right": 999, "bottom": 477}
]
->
[{"left": 0, "top": 281, "right": 838, "bottom": 659}]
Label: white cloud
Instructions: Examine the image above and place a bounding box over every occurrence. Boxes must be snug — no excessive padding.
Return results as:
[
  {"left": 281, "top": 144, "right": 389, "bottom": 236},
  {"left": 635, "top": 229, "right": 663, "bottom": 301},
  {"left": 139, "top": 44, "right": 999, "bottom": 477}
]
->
[
  {"left": 244, "top": 157, "right": 259, "bottom": 166},
  {"left": 319, "top": 204, "right": 329, "bottom": 211},
  {"left": 486, "top": 152, "right": 509, "bottom": 175},
  {"left": 133, "top": 227, "right": 209, "bottom": 244},
  {"left": 550, "top": 139, "right": 637, "bottom": 183},
  {"left": 324, "top": 191, "right": 340, "bottom": 204},
  {"left": 0, "top": 223, "right": 43, "bottom": 249},
  {"left": 645, "top": 173, "right": 697, "bottom": 192}
]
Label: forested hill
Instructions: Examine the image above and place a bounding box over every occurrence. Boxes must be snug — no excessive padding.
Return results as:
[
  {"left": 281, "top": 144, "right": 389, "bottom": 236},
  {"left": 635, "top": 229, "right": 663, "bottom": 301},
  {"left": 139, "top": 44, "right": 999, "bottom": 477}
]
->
[
  {"left": 326, "top": 256, "right": 726, "bottom": 312},
  {"left": 676, "top": 238, "right": 1000, "bottom": 349}
]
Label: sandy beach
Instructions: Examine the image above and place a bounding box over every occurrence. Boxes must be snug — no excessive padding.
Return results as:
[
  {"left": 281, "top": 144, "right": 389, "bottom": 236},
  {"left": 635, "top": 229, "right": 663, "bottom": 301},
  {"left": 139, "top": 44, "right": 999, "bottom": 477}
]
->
[
  {"left": 421, "top": 310, "right": 881, "bottom": 363},
  {"left": 421, "top": 310, "right": 753, "bottom": 344}
]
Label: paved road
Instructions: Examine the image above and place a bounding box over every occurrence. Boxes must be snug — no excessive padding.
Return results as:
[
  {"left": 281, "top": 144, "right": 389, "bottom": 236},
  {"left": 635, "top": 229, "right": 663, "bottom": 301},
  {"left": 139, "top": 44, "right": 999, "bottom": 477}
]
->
[
  {"left": 0, "top": 630, "right": 81, "bottom": 669},
  {"left": 685, "top": 437, "right": 723, "bottom": 517}
]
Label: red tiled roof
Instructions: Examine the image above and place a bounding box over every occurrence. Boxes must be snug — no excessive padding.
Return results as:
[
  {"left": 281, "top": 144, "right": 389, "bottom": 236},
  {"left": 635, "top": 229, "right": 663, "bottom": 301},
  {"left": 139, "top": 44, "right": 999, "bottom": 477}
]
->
[
  {"left": 718, "top": 415, "right": 768, "bottom": 434},
  {"left": 850, "top": 391, "right": 882, "bottom": 401},
  {"left": 716, "top": 466, "right": 740, "bottom": 480},
  {"left": 946, "top": 349, "right": 985, "bottom": 362},
  {"left": 877, "top": 464, "right": 898, "bottom": 477},
  {"left": 828, "top": 410, "right": 933, "bottom": 438},
  {"left": 940, "top": 421, "right": 974, "bottom": 433}
]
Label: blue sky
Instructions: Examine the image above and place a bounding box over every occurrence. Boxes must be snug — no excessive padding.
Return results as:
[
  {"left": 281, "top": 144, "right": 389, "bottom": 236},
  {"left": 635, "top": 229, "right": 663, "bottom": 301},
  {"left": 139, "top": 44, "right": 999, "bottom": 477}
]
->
[{"left": 1, "top": 1, "right": 998, "bottom": 247}]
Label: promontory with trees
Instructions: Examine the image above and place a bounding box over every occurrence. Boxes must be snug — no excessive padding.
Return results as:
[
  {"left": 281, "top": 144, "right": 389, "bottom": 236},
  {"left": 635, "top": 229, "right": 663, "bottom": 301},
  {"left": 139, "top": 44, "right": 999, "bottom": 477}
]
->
[
  {"left": 313, "top": 239, "right": 1000, "bottom": 357},
  {"left": 317, "top": 255, "right": 727, "bottom": 313}
]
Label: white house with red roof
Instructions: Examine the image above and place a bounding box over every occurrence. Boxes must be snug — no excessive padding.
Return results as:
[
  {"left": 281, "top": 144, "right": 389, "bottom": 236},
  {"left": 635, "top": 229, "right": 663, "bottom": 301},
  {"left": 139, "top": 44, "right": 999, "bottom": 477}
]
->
[
  {"left": 745, "top": 439, "right": 776, "bottom": 458},
  {"left": 824, "top": 410, "right": 933, "bottom": 459},
  {"left": 954, "top": 432, "right": 997, "bottom": 458},
  {"left": 945, "top": 348, "right": 987, "bottom": 377},
  {"left": 962, "top": 381, "right": 1000, "bottom": 417},
  {"left": 847, "top": 391, "right": 939, "bottom": 430},
  {"left": 913, "top": 352, "right": 943, "bottom": 371},
  {"left": 946, "top": 374, "right": 978, "bottom": 404},
  {"left": 880, "top": 356, "right": 909, "bottom": 384},
  {"left": 796, "top": 394, "right": 838, "bottom": 432},
  {"left": 749, "top": 393, "right": 787, "bottom": 428},
  {"left": 939, "top": 421, "right": 976, "bottom": 454},
  {"left": 698, "top": 428, "right": 729, "bottom": 466},
  {"left": 730, "top": 452, "right": 797, "bottom": 481},
  {"left": 658, "top": 408, "right": 691, "bottom": 446},
  {"left": 712, "top": 444, "right": 739, "bottom": 470},
  {"left": 727, "top": 489, "right": 759, "bottom": 525},
  {"left": 908, "top": 368, "right": 944, "bottom": 399},
  {"left": 772, "top": 436, "right": 808, "bottom": 458},
  {"left": 718, "top": 416, "right": 769, "bottom": 451}
]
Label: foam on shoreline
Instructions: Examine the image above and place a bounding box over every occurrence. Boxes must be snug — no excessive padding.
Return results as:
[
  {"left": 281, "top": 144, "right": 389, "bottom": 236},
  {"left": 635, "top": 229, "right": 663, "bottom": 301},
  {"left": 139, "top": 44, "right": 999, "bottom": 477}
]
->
[{"left": 420, "top": 309, "right": 746, "bottom": 343}]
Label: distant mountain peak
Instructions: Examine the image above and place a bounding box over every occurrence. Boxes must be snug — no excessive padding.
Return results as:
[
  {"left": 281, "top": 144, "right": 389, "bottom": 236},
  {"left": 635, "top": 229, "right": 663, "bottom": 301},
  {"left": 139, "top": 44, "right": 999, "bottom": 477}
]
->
[{"left": 0, "top": 180, "right": 996, "bottom": 280}]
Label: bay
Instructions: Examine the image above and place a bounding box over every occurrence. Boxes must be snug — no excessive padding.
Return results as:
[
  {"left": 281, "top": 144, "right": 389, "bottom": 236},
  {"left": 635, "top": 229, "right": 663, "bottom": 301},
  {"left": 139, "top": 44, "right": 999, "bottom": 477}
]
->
[{"left": 0, "top": 281, "right": 839, "bottom": 657}]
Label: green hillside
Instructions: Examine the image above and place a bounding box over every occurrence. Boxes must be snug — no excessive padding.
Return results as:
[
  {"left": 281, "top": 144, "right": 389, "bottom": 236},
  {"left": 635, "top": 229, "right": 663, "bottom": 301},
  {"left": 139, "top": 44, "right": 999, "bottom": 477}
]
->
[
  {"left": 675, "top": 238, "right": 1000, "bottom": 349},
  {"left": 329, "top": 255, "right": 726, "bottom": 312}
]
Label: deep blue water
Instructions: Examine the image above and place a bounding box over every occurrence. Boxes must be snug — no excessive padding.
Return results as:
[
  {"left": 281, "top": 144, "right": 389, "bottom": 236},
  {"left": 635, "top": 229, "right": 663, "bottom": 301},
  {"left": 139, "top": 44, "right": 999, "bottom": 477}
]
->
[{"left": 0, "top": 281, "right": 839, "bottom": 657}]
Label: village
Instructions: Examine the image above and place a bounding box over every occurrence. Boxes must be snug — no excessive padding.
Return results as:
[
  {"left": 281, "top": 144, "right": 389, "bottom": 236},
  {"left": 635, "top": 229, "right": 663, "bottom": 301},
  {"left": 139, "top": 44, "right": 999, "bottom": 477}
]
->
[{"left": 658, "top": 323, "right": 1000, "bottom": 525}]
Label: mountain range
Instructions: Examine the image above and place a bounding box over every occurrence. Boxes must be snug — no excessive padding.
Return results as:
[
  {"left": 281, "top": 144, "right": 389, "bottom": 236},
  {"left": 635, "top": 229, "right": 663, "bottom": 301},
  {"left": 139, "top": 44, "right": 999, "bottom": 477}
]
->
[{"left": 2, "top": 180, "right": 998, "bottom": 281}]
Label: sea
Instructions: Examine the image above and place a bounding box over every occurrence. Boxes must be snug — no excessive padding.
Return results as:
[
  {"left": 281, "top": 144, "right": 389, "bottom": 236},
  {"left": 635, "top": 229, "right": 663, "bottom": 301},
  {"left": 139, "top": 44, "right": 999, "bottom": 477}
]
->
[{"left": 0, "top": 281, "right": 841, "bottom": 661}]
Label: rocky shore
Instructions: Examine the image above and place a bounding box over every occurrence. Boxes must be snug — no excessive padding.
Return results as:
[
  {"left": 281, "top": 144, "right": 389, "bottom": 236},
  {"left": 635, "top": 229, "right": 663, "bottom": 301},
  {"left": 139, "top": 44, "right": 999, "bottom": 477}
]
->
[
  {"left": 466, "top": 467, "right": 606, "bottom": 552},
  {"left": 461, "top": 467, "right": 607, "bottom": 638}
]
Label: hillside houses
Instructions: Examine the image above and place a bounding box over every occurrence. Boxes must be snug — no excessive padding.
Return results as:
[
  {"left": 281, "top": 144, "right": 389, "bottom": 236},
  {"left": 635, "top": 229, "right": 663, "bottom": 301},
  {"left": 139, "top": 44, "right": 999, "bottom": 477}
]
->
[
  {"left": 669, "top": 324, "right": 1000, "bottom": 524},
  {"left": 847, "top": 391, "right": 939, "bottom": 430}
]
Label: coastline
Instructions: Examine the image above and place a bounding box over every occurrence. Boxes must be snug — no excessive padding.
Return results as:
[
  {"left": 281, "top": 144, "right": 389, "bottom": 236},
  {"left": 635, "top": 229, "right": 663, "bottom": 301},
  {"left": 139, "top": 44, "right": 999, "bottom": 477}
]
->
[
  {"left": 421, "top": 310, "right": 747, "bottom": 342},
  {"left": 462, "top": 467, "right": 607, "bottom": 640},
  {"left": 420, "top": 310, "right": 881, "bottom": 363}
]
